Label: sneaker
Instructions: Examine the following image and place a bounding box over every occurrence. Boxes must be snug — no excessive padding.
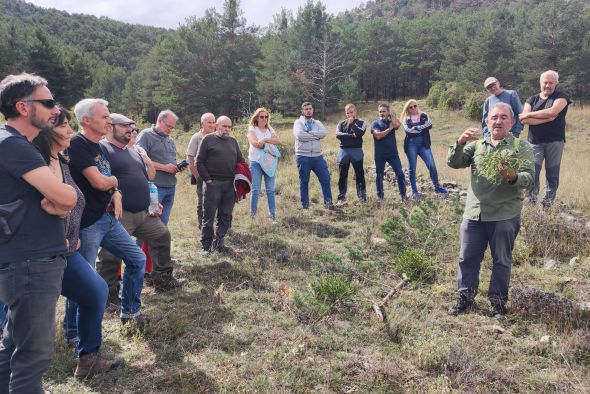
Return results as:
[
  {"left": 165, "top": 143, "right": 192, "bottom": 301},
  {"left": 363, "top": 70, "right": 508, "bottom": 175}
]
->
[
  {"left": 215, "top": 245, "right": 233, "bottom": 254},
  {"left": 74, "top": 351, "right": 124, "bottom": 380},
  {"left": 335, "top": 199, "right": 347, "bottom": 207},
  {"left": 412, "top": 193, "right": 422, "bottom": 201},
  {"left": 200, "top": 248, "right": 210, "bottom": 257},
  {"left": 434, "top": 187, "right": 448, "bottom": 194},
  {"left": 324, "top": 203, "right": 335, "bottom": 210},
  {"left": 448, "top": 295, "right": 475, "bottom": 316}
]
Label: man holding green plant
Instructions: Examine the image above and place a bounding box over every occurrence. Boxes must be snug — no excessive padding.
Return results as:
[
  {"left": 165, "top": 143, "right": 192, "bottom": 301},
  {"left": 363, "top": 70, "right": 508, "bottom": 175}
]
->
[{"left": 446, "top": 103, "right": 534, "bottom": 318}]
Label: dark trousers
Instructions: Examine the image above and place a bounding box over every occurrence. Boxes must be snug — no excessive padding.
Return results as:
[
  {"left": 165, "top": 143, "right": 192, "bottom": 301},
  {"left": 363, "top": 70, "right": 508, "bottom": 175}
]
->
[
  {"left": 338, "top": 160, "right": 366, "bottom": 201},
  {"left": 375, "top": 153, "right": 406, "bottom": 200},
  {"left": 0, "top": 256, "right": 66, "bottom": 393},
  {"left": 457, "top": 216, "right": 520, "bottom": 305},
  {"left": 196, "top": 180, "right": 204, "bottom": 229},
  {"left": 201, "top": 180, "right": 236, "bottom": 250},
  {"left": 528, "top": 141, "right": 564, "bottom": 206}
]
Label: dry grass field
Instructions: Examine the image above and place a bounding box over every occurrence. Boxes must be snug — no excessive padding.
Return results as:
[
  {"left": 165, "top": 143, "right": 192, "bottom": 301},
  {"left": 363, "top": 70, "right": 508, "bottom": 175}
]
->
[{"left": 45, "top": 102, "right": 590, "bottom": 393}]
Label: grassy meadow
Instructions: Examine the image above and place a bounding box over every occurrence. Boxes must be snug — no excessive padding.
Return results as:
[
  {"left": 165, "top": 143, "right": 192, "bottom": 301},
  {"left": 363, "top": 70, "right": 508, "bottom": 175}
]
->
[{"left": 46, "top": 101, "right": 590, "bottom": 393}]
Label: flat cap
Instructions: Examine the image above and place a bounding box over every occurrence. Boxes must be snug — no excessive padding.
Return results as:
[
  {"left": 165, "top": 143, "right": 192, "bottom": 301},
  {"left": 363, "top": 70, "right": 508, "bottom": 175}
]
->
[
  {"left": 484, "top": 77, "right": 499, "bottom": 88},
  {"left": 110, "top": 113, "right": 135, "bottom": 125}
]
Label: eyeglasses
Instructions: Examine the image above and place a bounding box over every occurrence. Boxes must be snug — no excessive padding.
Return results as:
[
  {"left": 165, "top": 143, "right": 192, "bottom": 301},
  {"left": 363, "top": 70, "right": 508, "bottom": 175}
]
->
[
  {"left": 22, "top": 99, "right": 57, "bottom": 109},
  {"left": 486, "top": 83, "right": 497, "bottom": 89},
  {"left": 131, "top": 127, "right": 139, "bottom": 132},
  {"left": 162, "top": 122, "right": 175, "bottom": 130},
  {"left": 258, "top": 115, "right": 269, "bottom": 119},
  {"left": 409, "top": 105, "right": 418, "bottom": 109}
]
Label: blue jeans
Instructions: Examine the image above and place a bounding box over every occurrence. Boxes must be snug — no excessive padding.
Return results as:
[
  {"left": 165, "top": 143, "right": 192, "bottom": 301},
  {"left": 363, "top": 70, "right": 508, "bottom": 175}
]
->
[
  {"left": 78, "top": 213, "right": 146, "bottom": 318},
  {"left": 0, "top": 304, "right": 6, "bottom": 330},
  {"left": 406, "top": 137, "right": 441, "bottom": 194},
  {"left": 375, "top": 153, "right": 407, "bottom": 200},
  {"left": 62, "top": 252, "right": 108, "bottom": 356},
  {"left": 0, "top": 256, "right": 66, "bottom": 393},
  {"left": 249, "top": 161, "right": 276, "bottom": 218},
  {"left": 157, "top": 186, "right": 176, "bottom": 225},
  {"left": 296, "top": 155, "right": 333, "bottom": 208}
]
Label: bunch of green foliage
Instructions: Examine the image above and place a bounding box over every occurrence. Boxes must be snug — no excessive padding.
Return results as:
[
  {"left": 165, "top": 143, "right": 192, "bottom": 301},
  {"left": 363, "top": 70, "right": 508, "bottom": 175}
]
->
[
  {"left": 311, "top": 273, "right": 356, "bottom": 305},
  {"left": 380, "top": 200, "right": 459, "bottom": 255},
  {"left": 476, "top": 148, "right": 529, "bottom": 185},
  {"left": 392, "top": 249, "right": 436, "bottom": 284}
]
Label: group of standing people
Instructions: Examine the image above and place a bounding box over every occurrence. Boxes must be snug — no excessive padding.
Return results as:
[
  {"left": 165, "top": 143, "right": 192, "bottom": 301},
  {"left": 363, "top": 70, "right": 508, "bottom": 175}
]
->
[
  {"left": 293, "top": 100, "right": 448, "bottom": 211},
  {"left": 0, "top": 67, "right": 571, "bottom": 392}
]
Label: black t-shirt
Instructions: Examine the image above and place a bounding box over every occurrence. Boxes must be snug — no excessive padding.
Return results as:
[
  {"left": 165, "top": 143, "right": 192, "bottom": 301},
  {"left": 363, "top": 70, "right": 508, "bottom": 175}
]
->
[
  {"left": 68, "top": 134, "right": 112, "bottom": 228},
  {"left": 0, "top": 125, "right": 67, "bottom": 263},
  {"left": 526, "top": 91, "right": 571, "bottom": 144},
  {"left": 100, "top": 141, "right": 149, "bottom": 213}
]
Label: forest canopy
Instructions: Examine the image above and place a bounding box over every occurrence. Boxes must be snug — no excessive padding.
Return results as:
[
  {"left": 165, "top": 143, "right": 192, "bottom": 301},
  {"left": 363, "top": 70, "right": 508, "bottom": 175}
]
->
[{"left": 1, "top": 0, "right": 588, "bottom": 129}]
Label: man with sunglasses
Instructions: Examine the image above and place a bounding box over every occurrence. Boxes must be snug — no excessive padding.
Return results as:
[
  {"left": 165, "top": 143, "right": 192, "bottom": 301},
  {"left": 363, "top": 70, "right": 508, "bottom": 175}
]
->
[
  {"left": 96, "top": 113, "right": 186, "bottom": 295},
  {"left": 137, "top": 110, "right": 185, "bottom": 225},
  {"left": 0, "top": 73, "right": 77, "bottom": 393},
  {"left": 481, "top": 77, "right": 524, "bottom": 138}
]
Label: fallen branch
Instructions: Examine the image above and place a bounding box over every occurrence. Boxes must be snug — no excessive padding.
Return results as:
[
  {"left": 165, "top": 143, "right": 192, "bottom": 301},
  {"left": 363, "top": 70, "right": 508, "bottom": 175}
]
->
[{"left": 373, "top": 274, "right": 408, "bottom": 322}]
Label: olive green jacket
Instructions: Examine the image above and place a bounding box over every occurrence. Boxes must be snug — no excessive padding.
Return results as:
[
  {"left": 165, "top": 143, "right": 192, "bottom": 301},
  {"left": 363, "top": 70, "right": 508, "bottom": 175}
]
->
[{"left": 447, "top": 134, "right": 534, "bottom": 221}]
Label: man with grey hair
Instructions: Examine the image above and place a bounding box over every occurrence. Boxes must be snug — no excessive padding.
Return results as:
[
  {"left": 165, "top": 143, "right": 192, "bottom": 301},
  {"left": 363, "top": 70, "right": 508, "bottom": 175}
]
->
[
  {"left": 137, "top": 110, "right": 185, "bottom": 225},
  {"left": 519, "top": 70, "right": 571, "bottom": 207},
  {"left": 67, "top": 98, "right": 147, "bottom": 327},
  {"left": 196, "top": 116, "right": 245, "bottom": 256},
  {"left": 447, "top": 102, "right": 534, "bottom": 318},
  {"left": 186, "top": 112, "right": 216, "bottom": 228},
  {"left": 481, "top": 77, "right": 524, "bottom": 137},
  {"left": 0, "top": 73, "right": 77, "bottom": 393}
]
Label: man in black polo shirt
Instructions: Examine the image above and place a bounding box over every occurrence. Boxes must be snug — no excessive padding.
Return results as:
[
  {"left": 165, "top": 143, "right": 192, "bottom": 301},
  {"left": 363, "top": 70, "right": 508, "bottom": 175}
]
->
[
  {"left": 0, "top": 73, "right": 77, "bottom": 393},
  {"left": 97, "top": 113, "right": 186, "bottom": 294},
  {"left": 68, "top": 99, "right": 147, "bottom": 326}
]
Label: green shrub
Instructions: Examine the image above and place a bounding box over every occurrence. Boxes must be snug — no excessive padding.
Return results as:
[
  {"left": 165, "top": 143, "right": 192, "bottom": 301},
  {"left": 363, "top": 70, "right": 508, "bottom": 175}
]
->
[
  {"left": 426, "top": 81, "right": 446, "bottom": 108},
  {"left": 311, "top": 272, "right": 356, "bottom": 304},
  {"left": 439, "top": 83, "right": 465, "bottom": 110},
  {"left": 293, "top": 290, "right": 330, "bottom": 322},
  {"left": 463, "top": 92, "right": 486, "bottom": 120},
  {"left": 338, "top": 76, "right": 365, "bottom": 106},
  {"left": 392, "top": 249, "right": 436, "bottom": 284}
]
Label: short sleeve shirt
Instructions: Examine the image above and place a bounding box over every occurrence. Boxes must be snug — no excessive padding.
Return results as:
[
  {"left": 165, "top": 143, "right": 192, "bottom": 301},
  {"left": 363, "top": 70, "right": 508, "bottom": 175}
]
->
[
  {"left": 371, "top": 119, "right": 398, "bottom": 156},
  {"left": 0, "top": 125, "right": 67, "bottom": 263},
  {"left": 100, "top": 141, "right": 150, "bottom": 213},
  {"left": 526, "top": 91, "right": 571, "bottom": 144},
  {"left": 137, "top": 127, "right": 177, "bottom": 188},
  {"left": 68, "top": 133, "right": 112, "bottom": 228}
]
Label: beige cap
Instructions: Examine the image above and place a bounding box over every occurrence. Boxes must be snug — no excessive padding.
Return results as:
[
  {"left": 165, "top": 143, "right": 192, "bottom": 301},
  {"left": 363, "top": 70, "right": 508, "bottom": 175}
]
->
[
  {"left": 110, "top": 113, "right": 135, "bottom": 125},
  {"left": 484, "top": 77, "right": 499, "bottom": 88}
]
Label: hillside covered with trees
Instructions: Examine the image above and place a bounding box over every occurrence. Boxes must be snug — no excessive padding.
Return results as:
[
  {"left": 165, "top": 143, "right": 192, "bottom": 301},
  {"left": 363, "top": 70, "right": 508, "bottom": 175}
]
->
[{"left": 1, "top": 0, "right": 588, "bottom": 128}]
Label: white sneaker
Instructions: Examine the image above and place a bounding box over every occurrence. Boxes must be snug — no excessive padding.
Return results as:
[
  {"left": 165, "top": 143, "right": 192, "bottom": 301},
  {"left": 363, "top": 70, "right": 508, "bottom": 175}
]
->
[{"left": 200, "top": 249, "right": 210, "bottom": 257}]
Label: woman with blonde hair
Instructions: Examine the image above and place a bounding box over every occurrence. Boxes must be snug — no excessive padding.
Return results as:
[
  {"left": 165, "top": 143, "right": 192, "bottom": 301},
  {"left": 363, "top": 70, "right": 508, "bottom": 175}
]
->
[
  {"left": 247, "top": 108, "right": 281, "bottom": 220},
  {"left": 400, "top": 99, "right": 447, "bottom": 199}
]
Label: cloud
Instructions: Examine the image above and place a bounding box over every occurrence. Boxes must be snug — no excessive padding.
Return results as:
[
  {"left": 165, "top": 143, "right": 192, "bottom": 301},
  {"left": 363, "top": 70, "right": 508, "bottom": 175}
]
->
[{"left": 26, "top": 0, "right": 358, "bottom": 29}]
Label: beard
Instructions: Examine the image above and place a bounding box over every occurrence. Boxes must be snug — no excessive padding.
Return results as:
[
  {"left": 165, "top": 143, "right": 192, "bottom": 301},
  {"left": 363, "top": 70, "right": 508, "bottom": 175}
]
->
[{"left": 30, "top": 105, "right": 54, "bottom": 130}]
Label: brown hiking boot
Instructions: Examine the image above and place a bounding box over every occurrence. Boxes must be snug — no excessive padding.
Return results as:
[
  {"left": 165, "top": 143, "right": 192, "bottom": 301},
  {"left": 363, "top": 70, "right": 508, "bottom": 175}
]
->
[
  {"left": 151, "top": 270, "right": 187, "bottom": 293},
  {"left": 74, "top": 351, "right": 124, "bottom": 379}
]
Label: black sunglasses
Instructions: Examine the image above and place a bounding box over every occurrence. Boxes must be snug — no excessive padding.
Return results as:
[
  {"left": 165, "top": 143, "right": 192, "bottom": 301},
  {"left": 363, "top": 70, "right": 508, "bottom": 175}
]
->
[
  {"left": 409, "top": 104, "right": 418, "bottom": 109},
  {"left": 22, "top": 99, "right": 57, "bottom": 109}
]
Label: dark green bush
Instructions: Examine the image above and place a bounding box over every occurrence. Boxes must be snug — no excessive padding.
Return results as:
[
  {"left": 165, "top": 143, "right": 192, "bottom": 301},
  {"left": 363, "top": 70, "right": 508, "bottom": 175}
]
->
[
  {"left": 311, "top": 272, "right": 356, "bottom": 304},
  {"left": 463, "top": 92, "right": 486, "bottom": 120}
]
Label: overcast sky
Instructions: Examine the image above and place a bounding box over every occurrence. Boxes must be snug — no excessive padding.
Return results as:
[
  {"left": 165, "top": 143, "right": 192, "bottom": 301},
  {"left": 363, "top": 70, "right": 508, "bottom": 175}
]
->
[{"left": 25, "top": 0, "right": 362, "bottom": 29}]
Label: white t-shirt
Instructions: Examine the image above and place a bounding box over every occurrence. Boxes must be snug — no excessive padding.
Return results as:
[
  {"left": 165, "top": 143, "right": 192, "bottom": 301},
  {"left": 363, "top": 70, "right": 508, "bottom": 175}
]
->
[{"left": 248, "top": 126, "right": 274, "bottom": 162}]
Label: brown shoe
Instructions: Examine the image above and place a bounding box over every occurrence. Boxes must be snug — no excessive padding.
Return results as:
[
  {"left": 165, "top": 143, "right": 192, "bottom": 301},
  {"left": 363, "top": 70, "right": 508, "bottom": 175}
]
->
[
  {"left": 74, "top": 351, "right": 124, "bottom": 379},
  {"left": 151, "top": 270, "right": 187, "bottom": 293}
]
